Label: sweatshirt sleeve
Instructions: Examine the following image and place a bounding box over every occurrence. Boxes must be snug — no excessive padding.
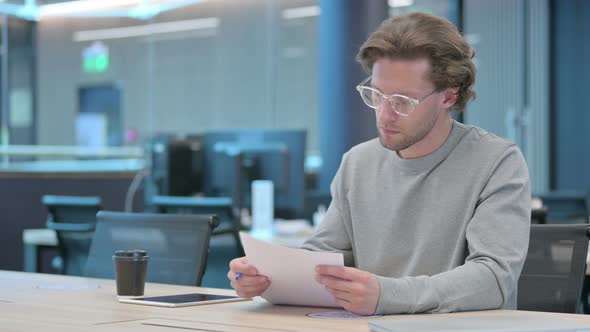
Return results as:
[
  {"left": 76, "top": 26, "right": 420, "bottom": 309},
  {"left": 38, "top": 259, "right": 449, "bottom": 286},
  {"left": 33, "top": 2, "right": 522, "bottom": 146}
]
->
[
  {"left": 302, "top": 154, "right": 356, "bottom": 267},
  {"left": 375, "top": 145, "right": 531, "bottom": 314}
]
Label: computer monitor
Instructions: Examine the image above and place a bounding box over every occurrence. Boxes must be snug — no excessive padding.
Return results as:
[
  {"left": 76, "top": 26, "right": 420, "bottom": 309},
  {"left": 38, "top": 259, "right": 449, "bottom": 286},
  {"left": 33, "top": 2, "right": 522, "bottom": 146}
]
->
[
  {"left": 146, "top": 134, "right": 203, "bottom": 197},
  {"left": 202, "top": 129, "right": 306, "bottom": 217}
]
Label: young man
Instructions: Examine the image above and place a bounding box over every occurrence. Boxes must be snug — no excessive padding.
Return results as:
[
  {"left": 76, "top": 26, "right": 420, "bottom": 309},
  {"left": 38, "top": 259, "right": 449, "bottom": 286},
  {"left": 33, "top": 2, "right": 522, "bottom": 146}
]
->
[{"left": 227, "top": 12, "right": 530, "bottom": 315}]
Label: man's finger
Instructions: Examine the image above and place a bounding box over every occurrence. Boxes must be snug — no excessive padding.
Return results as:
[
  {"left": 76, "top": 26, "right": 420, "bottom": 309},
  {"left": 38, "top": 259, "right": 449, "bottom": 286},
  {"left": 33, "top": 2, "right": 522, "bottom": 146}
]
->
[
  {"left": 229, "top": 257, "right": 258, "bottom": 275},
  {"left": 332, "top": 295, "right": 352, "bottom": 306},
  {"left": 316, "top": 274, "right": 356, "bottom": 293},
  {"left": 231, "top": 280, "right": 271, "bottom": 298},
  {"left": 231, "top": 280, "right": 269, "bottom": 291},
  {"left": 234, "top": 274, "right": 268, "bottom": 286},
  {"left": 324, "top": 285, "right": 352, "bottom": 301},
  {"left": 316, "top": 265, "right": 362, "bottom": 281}
]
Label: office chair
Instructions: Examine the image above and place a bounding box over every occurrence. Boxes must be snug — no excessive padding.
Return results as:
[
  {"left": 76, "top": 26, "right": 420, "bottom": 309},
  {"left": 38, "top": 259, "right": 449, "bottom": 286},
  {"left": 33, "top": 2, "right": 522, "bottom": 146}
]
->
[
  {"left": 517, "top": 224, "right": 590, "bottom": 313},
  {"left": 42, "top": 195, "right": 101, "bottom": 276},
  {"left": 535, "top": 192, "right": 590, "bottom": 312},
  {"left": 303, "top": 190, "right": 332, "bottom": 224},
  {"left": 85, "top": 211, "right": 219, "bottom": 286},
  {"left": 531, "top": 207, "right": 548, "bottom": 224},
  {"left": 536, "top": 191, "right": 589, "bottom": 224},
  {"left": 150, "top": 195, "right": 243, "bottom": 255}
]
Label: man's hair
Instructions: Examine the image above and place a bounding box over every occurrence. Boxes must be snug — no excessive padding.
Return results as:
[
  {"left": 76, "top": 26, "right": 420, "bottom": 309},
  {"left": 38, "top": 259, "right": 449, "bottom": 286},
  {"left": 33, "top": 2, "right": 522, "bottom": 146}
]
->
[{"left": 356, "top": 12, "right": 476, "bottom": 112}]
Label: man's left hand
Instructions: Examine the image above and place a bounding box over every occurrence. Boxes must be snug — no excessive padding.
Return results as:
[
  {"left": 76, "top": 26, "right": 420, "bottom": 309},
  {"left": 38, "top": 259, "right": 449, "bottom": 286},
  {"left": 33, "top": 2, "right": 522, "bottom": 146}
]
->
[{"left": 315, "top": 265, "right": 380, "bottom": 315}]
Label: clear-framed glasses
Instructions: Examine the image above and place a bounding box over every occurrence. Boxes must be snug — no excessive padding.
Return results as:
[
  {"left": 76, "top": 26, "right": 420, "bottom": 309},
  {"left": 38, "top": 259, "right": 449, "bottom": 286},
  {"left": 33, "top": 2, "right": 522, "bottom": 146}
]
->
[{"left": 356, "top": 77, "right": 438, "bottom": 116}]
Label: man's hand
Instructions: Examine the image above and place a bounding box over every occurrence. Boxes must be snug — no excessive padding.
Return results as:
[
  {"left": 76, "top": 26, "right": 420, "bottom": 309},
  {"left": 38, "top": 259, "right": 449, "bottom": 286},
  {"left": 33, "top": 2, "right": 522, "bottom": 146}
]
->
[
  {"left": 227, "top": 257, "right": 270, "bottom": 298},
  {"left": 315, "top": 265, "right": 380, "bottom": 315}
]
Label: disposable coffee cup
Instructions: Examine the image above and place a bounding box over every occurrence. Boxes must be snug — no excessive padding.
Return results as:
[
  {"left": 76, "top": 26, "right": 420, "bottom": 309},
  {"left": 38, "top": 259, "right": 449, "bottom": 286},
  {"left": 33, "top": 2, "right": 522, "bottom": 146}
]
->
[{"left": 112, "top": 250, "right": 149, "bottom": 297}]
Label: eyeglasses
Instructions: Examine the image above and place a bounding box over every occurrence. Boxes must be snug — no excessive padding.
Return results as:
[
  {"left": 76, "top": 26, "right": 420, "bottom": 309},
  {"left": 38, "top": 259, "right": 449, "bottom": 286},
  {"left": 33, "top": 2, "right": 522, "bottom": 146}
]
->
[{"left": 356, "top": 77, "right": 438, "bottom": 116}]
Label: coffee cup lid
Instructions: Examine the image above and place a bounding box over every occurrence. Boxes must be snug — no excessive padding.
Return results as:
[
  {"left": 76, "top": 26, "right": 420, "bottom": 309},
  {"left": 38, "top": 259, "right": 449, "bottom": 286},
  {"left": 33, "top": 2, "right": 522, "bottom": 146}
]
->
[{"left": 114, "top": 250, "right": 147, "bottom": 258}]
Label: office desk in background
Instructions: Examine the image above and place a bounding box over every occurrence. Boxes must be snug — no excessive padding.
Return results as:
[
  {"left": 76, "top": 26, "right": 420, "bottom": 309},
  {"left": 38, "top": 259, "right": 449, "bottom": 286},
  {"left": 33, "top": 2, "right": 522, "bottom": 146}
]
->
[
  {"left": 0, "top": 159, "right": 145, "bottom": 272},
  {"left": 3, "top": 271, "right": 590, "bottom": 332},
  {"left": 22, "top": 228, "right": 58, "bottom": 272}
]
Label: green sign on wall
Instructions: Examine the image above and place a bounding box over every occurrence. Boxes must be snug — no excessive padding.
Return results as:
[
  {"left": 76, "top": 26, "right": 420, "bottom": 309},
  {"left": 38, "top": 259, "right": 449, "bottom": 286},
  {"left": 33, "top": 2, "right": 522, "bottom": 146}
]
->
[{"left": 83, "top": 41, "right": 109, "bottom": 73}]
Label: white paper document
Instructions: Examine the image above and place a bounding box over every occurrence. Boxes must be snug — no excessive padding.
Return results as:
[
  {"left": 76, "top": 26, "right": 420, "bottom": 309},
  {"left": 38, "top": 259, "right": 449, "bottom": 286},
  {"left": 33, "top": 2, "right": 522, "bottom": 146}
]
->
[{"left": 239, "top": 232, "right": 344, "bottom": 308}]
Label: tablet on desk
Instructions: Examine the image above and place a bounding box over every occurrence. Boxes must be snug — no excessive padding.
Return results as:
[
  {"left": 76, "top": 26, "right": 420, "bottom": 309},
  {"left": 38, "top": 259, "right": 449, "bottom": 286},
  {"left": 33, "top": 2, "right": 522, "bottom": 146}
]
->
[{"left": 118, "top": 293, "right": 251, "bottom": 307}]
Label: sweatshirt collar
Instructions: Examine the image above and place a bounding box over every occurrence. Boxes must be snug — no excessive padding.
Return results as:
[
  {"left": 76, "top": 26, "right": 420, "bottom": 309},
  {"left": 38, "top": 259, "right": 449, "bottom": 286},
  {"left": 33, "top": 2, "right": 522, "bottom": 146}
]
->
[{"left": 385, "top": 120, "right": 468, "bottom": 173}]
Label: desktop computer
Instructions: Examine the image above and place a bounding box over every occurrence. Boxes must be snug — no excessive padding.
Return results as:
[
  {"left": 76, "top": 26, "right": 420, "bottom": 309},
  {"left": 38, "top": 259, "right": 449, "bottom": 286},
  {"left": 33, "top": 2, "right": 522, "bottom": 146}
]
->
[{"left": 145, "top": 134, "right": 203, "bottom": 199}]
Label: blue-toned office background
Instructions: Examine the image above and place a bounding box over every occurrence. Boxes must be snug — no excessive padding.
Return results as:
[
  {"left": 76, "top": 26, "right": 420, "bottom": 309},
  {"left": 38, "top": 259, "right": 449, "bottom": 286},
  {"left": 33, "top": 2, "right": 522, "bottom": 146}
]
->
[{"left": 0, "top": 0, "right": 589, "bottom": 276}]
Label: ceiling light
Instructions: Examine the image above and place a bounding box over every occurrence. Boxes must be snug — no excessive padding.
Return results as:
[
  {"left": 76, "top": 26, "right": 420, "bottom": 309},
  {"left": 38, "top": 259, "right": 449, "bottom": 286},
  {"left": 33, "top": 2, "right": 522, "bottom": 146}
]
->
[
  {"left": 282, "top": 6, "right": 320, "bottom": 20},
  {"left": 73, "top": 17, "right": 219, "bottom": 42},
  {"left": 39, "top": 0, "right": 139, "bottom": 18},
  {"left": 388, "top": 0, "right": 414, "bottom": 8}
]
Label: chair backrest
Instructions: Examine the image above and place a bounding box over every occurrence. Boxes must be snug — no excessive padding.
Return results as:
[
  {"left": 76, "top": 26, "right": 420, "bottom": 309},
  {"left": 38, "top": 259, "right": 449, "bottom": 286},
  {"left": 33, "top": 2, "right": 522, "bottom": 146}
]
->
[
  {"left": 517, "top": 224, "right": 590, "bottom": 313},
  {"left": 303, "top": 191, "right": 332, "bottom": 223},
  {"left": 537, "top": 191, "right": 589, "bottom": 224},
  {"left": 151, "top": 195, "right": 237, "bottom": 235},
  {"left": 151, "top": 195, "right": 233, "bottom": 217},
  {"left": 85, "top": 211, "right": 219, "bottom": 286},
  {"left": 151, "top": 195, "right": 243, "bottom": 256},
  {"left": 43, "top": 195, "right": 101, "bottom": 276},
  {"left": 531, "top": 207, "right": 548, "bottom": 224}
]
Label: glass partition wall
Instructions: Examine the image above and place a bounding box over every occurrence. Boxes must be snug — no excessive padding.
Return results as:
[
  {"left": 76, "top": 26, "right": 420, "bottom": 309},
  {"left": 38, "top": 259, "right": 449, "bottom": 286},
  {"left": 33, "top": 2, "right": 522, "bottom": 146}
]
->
[
  {"left": 0, "top": 15, "right": 36, "bottom": 149},
  {"left": 0, "top": 0, "right": 465, "bottom": 182},
  {"left": 0, "top": 0, "right": 319, "bottom": 168}
]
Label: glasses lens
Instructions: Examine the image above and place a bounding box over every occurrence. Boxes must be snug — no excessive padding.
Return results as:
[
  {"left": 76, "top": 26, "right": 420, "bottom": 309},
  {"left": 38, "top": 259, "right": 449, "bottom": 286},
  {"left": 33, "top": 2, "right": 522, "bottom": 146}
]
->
[
  {"left": 390, "top": 96, "right": 413, "bottom": 116},
  {"left": 360, "top": 88, "right": 382, "bottom": 109}
]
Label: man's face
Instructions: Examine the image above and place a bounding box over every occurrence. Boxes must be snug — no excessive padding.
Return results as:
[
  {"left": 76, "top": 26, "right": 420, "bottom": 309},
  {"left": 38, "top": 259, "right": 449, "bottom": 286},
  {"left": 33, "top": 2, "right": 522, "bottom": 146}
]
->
[{"left": 371, "top": 58, "right": 441, "bottom": 153}]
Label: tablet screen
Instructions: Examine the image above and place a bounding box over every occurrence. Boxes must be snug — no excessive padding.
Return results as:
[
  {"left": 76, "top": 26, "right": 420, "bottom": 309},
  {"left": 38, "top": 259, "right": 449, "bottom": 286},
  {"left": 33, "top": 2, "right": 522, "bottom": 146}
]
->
[
  {"left": 138, "top": 293, "right": 238, "bottom": 304},
  {"left": 118, "top": 292, "right": 250, "bottom": 307}
]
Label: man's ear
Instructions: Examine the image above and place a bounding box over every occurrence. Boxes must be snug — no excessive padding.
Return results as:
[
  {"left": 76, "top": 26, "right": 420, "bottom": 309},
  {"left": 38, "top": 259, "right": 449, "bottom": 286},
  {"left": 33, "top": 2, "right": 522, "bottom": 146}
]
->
[{"left": 441, "top": 88, "right": 460, "bottom": 109}]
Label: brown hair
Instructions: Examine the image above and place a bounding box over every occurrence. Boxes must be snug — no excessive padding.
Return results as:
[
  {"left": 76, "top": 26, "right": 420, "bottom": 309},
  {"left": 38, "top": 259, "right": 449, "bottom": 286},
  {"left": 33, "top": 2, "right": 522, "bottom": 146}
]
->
[{"left": 356, "top": 12, "right": 476, "bottom": 112}]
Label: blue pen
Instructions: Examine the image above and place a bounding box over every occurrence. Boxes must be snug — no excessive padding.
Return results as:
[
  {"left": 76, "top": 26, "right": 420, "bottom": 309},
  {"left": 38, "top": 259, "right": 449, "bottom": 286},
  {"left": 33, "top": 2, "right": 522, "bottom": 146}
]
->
[{"left": 235, "top": 272, "right": 243, "bottom": 280}]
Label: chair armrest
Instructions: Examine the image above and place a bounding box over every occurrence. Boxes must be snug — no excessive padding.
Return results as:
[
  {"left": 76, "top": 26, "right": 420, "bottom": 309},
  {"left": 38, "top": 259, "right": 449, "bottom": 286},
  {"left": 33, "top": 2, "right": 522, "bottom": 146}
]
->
[
  {"left": 151, "top": 195, "right": 233, "bottom": 208},
  {"left": 46, "top": 220, "right": 95, "bottom": 232}
]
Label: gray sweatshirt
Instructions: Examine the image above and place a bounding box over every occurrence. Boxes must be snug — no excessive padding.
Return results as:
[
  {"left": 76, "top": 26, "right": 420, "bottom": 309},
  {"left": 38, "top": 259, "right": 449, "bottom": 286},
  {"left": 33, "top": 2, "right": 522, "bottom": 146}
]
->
[{"left": 302, "top": 120, "right": 531, "bottom": 314}]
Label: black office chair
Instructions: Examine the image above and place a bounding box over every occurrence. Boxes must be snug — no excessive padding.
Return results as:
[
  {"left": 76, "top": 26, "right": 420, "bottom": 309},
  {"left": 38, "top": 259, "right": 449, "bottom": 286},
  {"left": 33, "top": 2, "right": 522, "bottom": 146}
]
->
[
  {"left": 536, "top": 191, "right": 589, "bottom": 224},
  {"left": 85, "top": 211, "right": 219, "bottom": 286},
  {"left": 531, "top": 195, "right": 548, "bottom": 224},
  {"left": 517, "top": 224, "right": 590, "bottom": 313},
  {"left": 150, "top": 195, "right": 243, "bottom": 255},
  {"left": 42, "top": 195, "right": 101, "bottom": 276},
  {"left": 535, "top": 192, "right": 590, "bottom": 312},
  {"left": 531, "top": 207, "right": 548, "bottom": 224},
  {"left": 303, "top": 190, "right": 332, "bottom": 224}
]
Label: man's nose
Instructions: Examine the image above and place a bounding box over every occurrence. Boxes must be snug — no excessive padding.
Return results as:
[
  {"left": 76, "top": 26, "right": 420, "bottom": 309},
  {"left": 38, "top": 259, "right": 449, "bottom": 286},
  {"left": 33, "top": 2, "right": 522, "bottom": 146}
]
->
[{"left": 378, "top": 100, "right": 399, "bottom": 122}]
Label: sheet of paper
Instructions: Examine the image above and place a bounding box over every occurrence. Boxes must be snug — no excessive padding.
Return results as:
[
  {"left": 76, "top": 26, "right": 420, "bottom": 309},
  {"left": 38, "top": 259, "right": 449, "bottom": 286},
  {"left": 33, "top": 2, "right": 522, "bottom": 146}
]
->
[{"left": 239, "top": 231, "right": 344, "bottom": 308}]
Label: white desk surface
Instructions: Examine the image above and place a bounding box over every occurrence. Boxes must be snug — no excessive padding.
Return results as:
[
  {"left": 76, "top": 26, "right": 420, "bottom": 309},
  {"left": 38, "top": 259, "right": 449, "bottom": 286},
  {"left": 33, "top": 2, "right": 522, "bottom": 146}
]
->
[
  {"left": 3, "top": 270, "right": 590, "bottom": 332},
  {"left": 22, "top": 228, "right": 57, "bottom": 246},
  {"left": 249, "top": 219, "right": 315, "bottom": 248}
]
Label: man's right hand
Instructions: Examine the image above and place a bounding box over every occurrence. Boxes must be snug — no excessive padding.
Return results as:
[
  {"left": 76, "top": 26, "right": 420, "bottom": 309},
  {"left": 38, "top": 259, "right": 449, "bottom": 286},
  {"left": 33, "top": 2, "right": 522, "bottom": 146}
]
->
[{"left": 227, "top": 256, "right": 270, "bottom": 298}]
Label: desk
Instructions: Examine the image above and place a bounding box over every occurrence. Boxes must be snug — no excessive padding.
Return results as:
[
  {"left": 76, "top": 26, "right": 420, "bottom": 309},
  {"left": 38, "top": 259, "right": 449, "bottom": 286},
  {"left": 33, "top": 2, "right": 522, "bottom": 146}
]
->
[
  {"left": 247, "top": 219, "right": 317, "bottom": 248},
  {"left": 22, "top": 228, "right": 58, "bottom": 272},
  {"left": 2, "top": 271, "right": 590, "bottom": 332},
  {"left": 0, "top": 168, "right": 143, "bottom": 272}
]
